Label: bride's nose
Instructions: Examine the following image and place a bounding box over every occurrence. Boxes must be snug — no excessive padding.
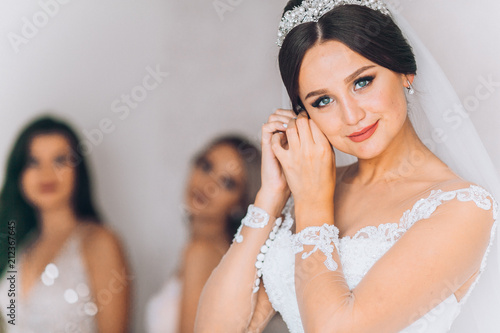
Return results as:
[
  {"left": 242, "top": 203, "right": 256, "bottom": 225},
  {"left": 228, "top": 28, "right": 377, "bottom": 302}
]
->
[{"left": 339, "top": 95, "right": 366, "bottom": 126}]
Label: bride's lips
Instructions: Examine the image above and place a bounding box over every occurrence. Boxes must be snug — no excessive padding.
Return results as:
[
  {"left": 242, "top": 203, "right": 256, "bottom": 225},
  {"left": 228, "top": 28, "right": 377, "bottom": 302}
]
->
[{"left": 347, "top": 120, "right": 379, "bottom": 143}]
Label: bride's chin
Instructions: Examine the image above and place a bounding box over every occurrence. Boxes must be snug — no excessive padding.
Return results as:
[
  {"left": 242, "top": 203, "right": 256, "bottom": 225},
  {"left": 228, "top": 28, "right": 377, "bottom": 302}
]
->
[{"left": 339, "top": 144, "right": 386, "bottom": 161}]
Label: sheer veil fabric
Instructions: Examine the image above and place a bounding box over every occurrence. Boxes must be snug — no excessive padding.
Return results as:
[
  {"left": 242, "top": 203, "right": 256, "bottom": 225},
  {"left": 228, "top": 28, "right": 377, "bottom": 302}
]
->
[
  {"left": 281, "top": 3, "right": 500, "bottom": 331},
  {"left": 390, "top": 7, "right": 500, "bottom": 331}
]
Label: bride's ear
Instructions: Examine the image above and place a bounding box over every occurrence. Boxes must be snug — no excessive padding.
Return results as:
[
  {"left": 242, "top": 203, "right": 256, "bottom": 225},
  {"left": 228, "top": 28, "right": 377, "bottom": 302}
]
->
[{"left": 405, "top": 74, "right": 415, "bottom": 86}]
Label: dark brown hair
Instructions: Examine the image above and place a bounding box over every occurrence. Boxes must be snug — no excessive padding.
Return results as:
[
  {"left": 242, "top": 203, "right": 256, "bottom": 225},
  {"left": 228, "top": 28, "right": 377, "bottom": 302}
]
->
[
  {"left": 0, "top": 116, "right": 100, "bottom": 274},
  {"left": 279, "top": 3, "right": 417, "bottom": 113}
]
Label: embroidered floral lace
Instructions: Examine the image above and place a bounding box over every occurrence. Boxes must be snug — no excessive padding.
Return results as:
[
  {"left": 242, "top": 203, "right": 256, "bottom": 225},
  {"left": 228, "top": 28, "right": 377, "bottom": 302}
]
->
[
  {"left": 261, "top": 185, "right": 498, "bottom": 333},
  {"left": 293, "top": 224, "right": 340, "bottom": 271}
]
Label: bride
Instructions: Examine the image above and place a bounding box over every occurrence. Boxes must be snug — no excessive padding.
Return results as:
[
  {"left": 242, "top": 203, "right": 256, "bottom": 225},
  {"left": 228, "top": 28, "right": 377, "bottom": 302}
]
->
[{"left": 196, "top": 1, "right": 500, "bottom": 332}]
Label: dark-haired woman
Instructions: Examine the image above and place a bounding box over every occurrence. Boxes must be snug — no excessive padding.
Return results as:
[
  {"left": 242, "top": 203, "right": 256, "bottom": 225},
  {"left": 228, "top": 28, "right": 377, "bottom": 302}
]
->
[
  {"left": 196, "top": 1, "right": 499, "bottom": 332},
  {"left": 0, "top": 116, "right": 130, "bottom": 332},
  {"left": 146, "top": 135, "right": 276, "bottom": 333}
]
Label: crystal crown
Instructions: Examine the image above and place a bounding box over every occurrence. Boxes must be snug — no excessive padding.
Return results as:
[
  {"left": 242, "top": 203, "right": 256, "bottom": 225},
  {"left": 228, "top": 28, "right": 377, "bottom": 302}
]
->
[{"left": 277, "top": 0, "right": 390, "bottom": 47}]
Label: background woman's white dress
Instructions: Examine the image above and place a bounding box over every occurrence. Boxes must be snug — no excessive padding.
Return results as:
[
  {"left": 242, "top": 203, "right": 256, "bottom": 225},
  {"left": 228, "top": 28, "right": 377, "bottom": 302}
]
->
[{"left": 0, "top": 227, "right": 98, "bottom": 333}]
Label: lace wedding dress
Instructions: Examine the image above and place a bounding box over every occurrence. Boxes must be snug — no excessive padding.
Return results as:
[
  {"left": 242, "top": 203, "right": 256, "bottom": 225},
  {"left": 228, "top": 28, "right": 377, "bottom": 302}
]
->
[
  {"left": 261, "top": 185, "right": 498, "bottom": 333},
  {"left": 265, "top": 3, "right": 500, "bottom": 330}
]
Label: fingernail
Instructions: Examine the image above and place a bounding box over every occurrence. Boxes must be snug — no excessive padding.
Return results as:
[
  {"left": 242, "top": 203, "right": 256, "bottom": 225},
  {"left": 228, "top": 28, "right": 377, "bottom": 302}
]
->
[{"left": 282, "top": 123, "right": 288, "bottom": 128}]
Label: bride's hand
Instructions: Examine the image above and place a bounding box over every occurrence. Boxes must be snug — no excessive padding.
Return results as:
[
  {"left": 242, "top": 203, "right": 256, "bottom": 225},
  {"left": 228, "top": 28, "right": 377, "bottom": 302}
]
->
[
  {"left": 258, "top": 109, "right": 295, "bottom": 206},
  {"left": 271, "top": 111, "right": 336, "bottom": 206}
]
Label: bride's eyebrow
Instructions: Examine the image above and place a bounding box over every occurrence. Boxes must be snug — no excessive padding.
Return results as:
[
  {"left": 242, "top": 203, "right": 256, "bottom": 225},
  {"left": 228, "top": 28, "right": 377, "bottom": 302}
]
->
[
  {"left": 344, "top": 65, "right": 376, "bottom": 84},
  {"left": 304, "top": 89, "right": 329, "bottom": 101}
]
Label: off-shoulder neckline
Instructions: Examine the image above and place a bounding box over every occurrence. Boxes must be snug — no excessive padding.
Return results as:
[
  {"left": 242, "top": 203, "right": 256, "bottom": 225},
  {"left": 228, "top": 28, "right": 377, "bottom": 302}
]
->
[{"left": 338, "top": 184, "right": 495, "bottom": 240}]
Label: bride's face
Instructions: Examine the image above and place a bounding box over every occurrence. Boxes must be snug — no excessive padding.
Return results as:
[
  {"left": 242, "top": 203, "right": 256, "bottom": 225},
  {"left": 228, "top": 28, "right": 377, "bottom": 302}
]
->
[{"left": 298, "top": 40, "right": 412, "bottom": 160}]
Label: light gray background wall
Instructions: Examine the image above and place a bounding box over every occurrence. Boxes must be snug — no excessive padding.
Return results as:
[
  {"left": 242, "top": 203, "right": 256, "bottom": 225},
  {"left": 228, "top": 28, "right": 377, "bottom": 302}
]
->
[{"left": 0, "top": 0, "right": 498, "bottom": 331}]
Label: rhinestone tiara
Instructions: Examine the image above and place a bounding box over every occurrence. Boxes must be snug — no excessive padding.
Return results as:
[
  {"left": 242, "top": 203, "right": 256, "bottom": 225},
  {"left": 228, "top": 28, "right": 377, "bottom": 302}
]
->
[{"left": 277, "top": 0, "right": 391, "bottom": 47}]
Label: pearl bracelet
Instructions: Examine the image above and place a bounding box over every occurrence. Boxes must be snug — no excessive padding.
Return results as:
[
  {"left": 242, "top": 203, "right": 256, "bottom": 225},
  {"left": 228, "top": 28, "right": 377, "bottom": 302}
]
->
[{"left": 233, "top": 204, "right": 271, "bottom": 243}]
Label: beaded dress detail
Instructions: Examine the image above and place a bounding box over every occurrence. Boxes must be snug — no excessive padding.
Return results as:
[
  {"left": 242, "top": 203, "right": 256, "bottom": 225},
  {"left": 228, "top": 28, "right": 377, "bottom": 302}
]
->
[
  {"left": 261, "top": 185, "right": 498, "bottom": 333},
  {"left": 0, "top": 227, "right": 99, "bottom": 333}
]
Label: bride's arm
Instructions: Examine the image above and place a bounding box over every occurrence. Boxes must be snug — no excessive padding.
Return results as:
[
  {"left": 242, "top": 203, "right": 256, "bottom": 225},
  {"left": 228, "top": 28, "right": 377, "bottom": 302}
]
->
[
  {"left": 293, "top": 193, "right": 495, "bottom": 333},
  {"left": 196, "top": 109, "right": 294, "bottom": 332},
  {"left": 195, "top": 191, "right": 286, "bottom": 332}
]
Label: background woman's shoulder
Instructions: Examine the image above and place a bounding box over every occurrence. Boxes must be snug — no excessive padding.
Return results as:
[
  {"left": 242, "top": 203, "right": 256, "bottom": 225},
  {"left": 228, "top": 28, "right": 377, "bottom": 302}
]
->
[{"left": 78, "top": 222, "right": 129, "bottom": 270}]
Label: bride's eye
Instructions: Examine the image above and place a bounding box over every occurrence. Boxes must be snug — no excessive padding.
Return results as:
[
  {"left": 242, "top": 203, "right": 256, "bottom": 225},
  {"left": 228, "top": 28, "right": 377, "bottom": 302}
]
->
[
  {"left": 354, "top": 76, "right": 374, "bottom": 91},
  {"left": 312, "top": 96, "right": 333, "bottom": 108}
]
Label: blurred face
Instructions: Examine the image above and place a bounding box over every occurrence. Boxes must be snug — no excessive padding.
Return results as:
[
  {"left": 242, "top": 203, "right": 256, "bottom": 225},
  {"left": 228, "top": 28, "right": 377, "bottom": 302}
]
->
[
  {"left": 21, "top": 134, "right": 76, "bottom": 212},
  {"left": 185, "top": 143, "right": 246, "bottom": 221},
  {"left": 298, "top": 40, "right": 411, "bottom": 159}
]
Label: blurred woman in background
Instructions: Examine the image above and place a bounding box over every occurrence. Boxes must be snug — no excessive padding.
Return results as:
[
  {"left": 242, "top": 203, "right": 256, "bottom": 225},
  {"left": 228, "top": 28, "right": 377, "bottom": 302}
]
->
[
  {"left": 146, "top": 135, "right": 269, "bottom": 333},
  {"left": 0, "top": 116, "right": 131, "bottom": 333}
]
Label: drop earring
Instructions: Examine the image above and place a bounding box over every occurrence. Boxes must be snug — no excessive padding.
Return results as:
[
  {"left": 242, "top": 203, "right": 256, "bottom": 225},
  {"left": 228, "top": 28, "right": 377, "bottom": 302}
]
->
[{"left": 406, "top": 79, "right": 415, "bottom": 95}]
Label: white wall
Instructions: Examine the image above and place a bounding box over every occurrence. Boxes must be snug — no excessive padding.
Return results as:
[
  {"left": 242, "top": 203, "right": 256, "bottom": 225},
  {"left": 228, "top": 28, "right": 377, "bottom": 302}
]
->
[
  {"left": 0, "top": 0, "right": 498, "bottom": 331},
  {"left": 397, "top": 0, "right": 500, "bottom": 174}
]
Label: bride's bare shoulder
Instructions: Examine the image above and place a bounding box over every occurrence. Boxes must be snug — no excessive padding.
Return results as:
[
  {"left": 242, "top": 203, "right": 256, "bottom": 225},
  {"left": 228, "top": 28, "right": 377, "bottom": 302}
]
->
[{"left": 424, "top": 163, "right": 477, "bottom": 192}]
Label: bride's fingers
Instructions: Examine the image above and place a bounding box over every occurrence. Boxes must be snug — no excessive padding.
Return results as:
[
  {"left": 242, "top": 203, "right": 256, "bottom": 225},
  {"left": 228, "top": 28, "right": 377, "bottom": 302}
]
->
[
  {"left": 309, "top": 118, "right": 330, "bottom": 146},
  {"left": 267, "top": 114, "right": 294, "bottom": 127},
  {"left": 285, "top": 117, "right": 300, "bottom": 149},
  {"left": 295, "top": 112, "right": 313, "bottom": 147},
  {"left": 271, "top": 132, "right": 287, "bottom": 162},
  {"left": 273, "top": 109, "right": 297, "bottom": 118},
  {"left": 262, "top": 121, "right": 288, "bottom": 141}
]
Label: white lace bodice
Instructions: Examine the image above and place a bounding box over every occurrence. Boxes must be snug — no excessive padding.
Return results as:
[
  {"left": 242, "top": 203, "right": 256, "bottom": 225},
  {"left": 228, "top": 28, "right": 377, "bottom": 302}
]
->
[
  {"left": 0, "top": 227, "right": 99, "bottom": 333},
  {"left": 261, "top": 185, "right": 498, "bottom": 333}
]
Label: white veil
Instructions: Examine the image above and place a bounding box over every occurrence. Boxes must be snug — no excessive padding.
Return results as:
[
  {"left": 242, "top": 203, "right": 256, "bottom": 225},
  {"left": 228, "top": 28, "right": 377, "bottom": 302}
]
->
[
  {"left": 391, "top": 8, "right": 500, "bottom": 332},
  {"left": 281, "top": 3, "right": 500, "bottom": 332}
]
